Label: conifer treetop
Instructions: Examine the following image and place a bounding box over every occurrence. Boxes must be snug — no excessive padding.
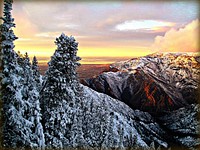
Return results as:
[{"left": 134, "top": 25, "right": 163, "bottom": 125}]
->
[
  {"left": 32, "top": 56, "right": 38, "bottom": 64},
  {"left": 32, "top": 56, "right": 39, "bottom": 74},
  {"left": 1, "top": 0, "right": 16, "bottom": 30},
  {"left": 0, "top": 0, "right": 18, "bottom": 66},
  {"left": 47, "top": 33, "right": 81, "bottom": 83}
]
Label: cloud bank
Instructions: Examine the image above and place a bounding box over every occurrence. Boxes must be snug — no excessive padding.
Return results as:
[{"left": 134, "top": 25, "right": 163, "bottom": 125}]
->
[{"left": 151, "top": 19, "right": 199, "bottom": 52}]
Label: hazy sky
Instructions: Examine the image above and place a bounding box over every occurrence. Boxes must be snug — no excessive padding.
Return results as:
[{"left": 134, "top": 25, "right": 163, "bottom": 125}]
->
[{"left": 8, "top": 0, "right": 200, "bottom": 64}]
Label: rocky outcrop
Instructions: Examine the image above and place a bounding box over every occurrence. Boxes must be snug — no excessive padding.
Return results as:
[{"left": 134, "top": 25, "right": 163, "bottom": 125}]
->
[{"left": 83, "top": 70, "right": 190, "bottom": 114}]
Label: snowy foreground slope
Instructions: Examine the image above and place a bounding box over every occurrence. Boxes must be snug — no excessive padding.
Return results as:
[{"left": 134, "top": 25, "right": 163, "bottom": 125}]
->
[
  {"left": 81, "top": 85, "right": 168, "bottom": 148},
  {"left": 158, "top": 104, "right": 200, "bottom": 147}
]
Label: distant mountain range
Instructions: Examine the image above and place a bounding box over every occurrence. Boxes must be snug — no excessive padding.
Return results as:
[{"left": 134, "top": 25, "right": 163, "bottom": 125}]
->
[{"left": 82, "top": 53, "right": 200, "bottom": 114}]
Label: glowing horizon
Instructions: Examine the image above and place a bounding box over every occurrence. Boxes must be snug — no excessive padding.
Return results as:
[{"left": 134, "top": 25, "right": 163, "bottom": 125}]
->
[{"left": 8, "top": 0, "right": 199, "bottom": 64}]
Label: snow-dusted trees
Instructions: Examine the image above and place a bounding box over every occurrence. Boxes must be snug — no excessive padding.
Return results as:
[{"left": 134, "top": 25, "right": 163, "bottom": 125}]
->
[
  {"left": 40, "top": 33, "right": 83, "bottom": 148},
  {"left": 0, "top": 4, "right": 3, "bottom": 147},
  {"left": 20, "top": 52, "right": 45, "bottom": 147},
  {"left": 32, "top": 56, "right": 41, "bottom": 86},
  {"left": 0, "top": 0, "right": 44, "bottom": 148},
  {"left": 1, "top": 0, "right": 23, "bottom": 147},
  {"left": 54, "top": 33, "right": 81, "bottom": 83},
  {"left": 0, "top": 0, "right": 18, "bottom": 66}
]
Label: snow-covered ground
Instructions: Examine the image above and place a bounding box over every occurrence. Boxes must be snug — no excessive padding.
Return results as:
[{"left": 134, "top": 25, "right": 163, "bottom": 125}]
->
[{"left": 81, "top": 85, "right": 168, "bottom": 148}]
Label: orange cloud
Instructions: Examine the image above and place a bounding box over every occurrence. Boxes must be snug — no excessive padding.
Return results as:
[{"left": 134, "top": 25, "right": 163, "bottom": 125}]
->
[{"left": 151, "top": 19, "right": 199, "bottom": 52}]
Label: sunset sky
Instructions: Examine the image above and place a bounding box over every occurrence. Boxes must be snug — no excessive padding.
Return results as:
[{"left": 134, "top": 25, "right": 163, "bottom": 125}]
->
[{"left": 5, "top": 0, "right": 200, "bottom": 64}]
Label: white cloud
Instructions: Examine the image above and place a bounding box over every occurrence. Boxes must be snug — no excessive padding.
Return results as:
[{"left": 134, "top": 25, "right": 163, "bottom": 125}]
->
[
  {"left": 57, "top": 23, "right": 79, "bottom": 29},
  {"left": 35, "top": 32, "right": 86, "bottom": 40},
  {"left": 151, "top": 19, "right": 199, "bottom": 52},
  {"left": 115, "top": 20, "right": 175, "bottom": 31},
  {"left": 35, "top": 32, "right": 61, "bottom": 38},
  {"left": 17, "top": 38, "right": 32, "bottom": 41}
]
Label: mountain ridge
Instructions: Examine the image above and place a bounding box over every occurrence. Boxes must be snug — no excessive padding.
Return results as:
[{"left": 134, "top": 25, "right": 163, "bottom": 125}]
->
[{"left": 82, "top": 52, "right": 199, "bottom": 114}]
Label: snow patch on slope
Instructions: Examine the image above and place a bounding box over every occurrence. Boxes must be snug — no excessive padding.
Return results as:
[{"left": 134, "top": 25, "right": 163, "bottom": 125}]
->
[{"left": 81, "top": 85, "right": 168, "bottom": 148}]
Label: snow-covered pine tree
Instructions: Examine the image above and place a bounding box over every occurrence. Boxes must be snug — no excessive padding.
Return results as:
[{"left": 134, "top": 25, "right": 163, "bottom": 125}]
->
[
  {"left": 0, "top": 0, "right": 24, "bottom": 147},
  {"left": 32, "top": 56, "right": 42, "bottom": 87},
  {"left": 40, "top": 33, "right": 84, "bottom": 148},
  {"left": 0, "top": 0, "right": 44, "bottom": 148},
  {"left": 16, "top": 51, "right": 24, "bottom": 66},
  {"left": 0, "top": 85, "right": 2, "bottom": 147},
  {"left": 104, "top": 111, "right": 115, "bottom": 147},
  {"left": 21, "top": 52, "right": 45, "bottom": 148},
  {"left": 0, "top": 14, "right": 3, "bottom": 149}
]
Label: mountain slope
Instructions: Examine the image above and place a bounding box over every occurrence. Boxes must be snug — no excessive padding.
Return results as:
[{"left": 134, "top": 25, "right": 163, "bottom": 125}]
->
[
  {"left": 81, "top": 85, "right": 199, "bottom": 149},
  {"left": 157, "top": 104, "right": 200, "bottom": 148},
  {"left": 81, "top": 85, "right": 168, "bottom": 148},
  {"left": 82, "top": 53, "right": 200, "bottom": 114}
]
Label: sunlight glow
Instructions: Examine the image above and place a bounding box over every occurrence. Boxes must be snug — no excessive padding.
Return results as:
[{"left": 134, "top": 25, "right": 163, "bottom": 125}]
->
[{"left": 11, "top": 1, "right": 198, "bottom": 65}]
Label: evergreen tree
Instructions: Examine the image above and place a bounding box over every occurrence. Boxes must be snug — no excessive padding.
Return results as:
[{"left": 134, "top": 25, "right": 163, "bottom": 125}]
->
[
  {"left": 40, "top": 33, "right": 83, "bottom": 148},
  {"left": 16, "top": 50, "right": 24, "bottom": 66},
  {"left": 0, "top": 14, "right": 3, "bottom": 149},
  {"left": 21, "top": 52, "right": 45, "bottom": 148},
  {"left": 0, "top": 0, "right": 44, "bottom": 148},
  {"left": 0, "top": 0, "right": 23, "bottom": 147},
  {"left": 32, "top": 56, "right": 41, "bottom": 86}
]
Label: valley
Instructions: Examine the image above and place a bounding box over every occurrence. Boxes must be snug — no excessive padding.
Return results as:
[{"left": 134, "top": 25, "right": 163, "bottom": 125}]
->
[{"left": 39, "top": 64, "right": 111, "bottom": 80}]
